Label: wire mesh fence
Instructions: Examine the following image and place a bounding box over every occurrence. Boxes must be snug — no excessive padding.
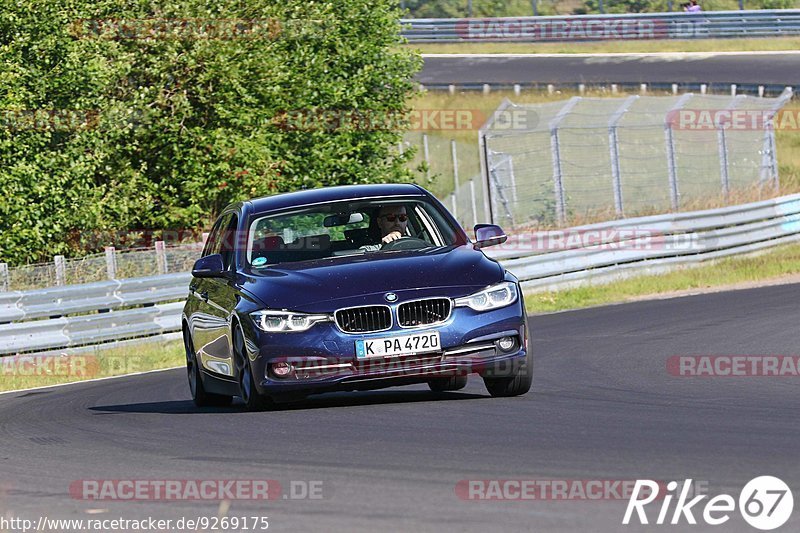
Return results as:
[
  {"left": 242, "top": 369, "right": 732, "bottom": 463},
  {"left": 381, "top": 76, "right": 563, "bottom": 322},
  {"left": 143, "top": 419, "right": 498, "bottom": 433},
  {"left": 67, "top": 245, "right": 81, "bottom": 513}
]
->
[
  {"left": 0, "top": 243, "right": 204, "bottom": 292},
  {"left": 480, "top": 91, "right": 793, "bottom": 228},
  {"left": 4, "top": 90, "right": 793, "bottom": 291}
]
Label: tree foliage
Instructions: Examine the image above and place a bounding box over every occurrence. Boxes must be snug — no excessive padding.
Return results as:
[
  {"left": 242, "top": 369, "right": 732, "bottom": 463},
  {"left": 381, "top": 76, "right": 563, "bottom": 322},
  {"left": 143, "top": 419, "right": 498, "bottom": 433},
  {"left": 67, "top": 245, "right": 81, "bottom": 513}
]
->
[{"left": 0, "top": 0, "right": 421, "bottom": 265}]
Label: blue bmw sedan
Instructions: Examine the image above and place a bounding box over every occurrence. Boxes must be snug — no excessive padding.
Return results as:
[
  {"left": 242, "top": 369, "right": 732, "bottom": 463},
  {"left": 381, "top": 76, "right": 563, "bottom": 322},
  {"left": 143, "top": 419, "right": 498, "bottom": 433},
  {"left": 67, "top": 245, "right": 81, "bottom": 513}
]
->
[{"left": 182, "top": 184, "right": 532, "bottom": 410}]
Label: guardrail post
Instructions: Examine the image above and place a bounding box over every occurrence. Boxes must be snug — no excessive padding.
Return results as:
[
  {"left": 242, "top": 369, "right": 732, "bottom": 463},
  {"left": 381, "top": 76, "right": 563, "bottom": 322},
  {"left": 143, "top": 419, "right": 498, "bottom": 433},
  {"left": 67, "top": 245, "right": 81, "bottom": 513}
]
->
[
  {"left": 608, "top": 96, "right": 639, "bottom": 218},
  {"left": 155, "top": 241, "right": 168, "bottom": 275},
  {"left": 105, "top": 246, "right": 117, "bottom": 280},
  {"left": 54, "top": 255, "right": 66, "bottom": 286},
  {"left": 0, "top": 263, "right": 8, "bottom": 292},
  {"left": 549, "top": 97, "right": 581, "bottom": 225},
  {"left": 665, "top": 93, "right": 694, "bottom": 211},
  {"left": 451, "top": 140, "right": 459, "bottom": 219}
]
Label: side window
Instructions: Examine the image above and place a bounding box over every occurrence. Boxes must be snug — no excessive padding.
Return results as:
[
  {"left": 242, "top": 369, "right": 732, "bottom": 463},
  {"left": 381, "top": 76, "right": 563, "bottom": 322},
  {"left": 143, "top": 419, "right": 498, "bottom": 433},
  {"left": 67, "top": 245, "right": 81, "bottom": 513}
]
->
[
  {"left": 219, "top": 214, "right": 239, "bottom": 271},
  {"left": 201, "top": 214, "right": 230, "bottom": 258}
]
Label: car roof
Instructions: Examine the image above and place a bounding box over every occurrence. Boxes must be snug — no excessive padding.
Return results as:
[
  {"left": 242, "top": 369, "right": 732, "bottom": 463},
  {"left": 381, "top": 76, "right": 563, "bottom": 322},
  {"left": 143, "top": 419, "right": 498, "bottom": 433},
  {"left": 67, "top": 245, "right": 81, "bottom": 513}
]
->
[{"left": 247, "top": 183, "right": 428, "bottom": 215}]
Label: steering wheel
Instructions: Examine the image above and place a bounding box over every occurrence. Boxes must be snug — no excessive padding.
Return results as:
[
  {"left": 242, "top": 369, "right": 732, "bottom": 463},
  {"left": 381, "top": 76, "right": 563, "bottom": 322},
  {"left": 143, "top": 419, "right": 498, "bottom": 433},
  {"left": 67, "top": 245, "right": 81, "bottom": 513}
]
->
[{"left": 380, "top": 236, "right": 430, "bottom": 251}]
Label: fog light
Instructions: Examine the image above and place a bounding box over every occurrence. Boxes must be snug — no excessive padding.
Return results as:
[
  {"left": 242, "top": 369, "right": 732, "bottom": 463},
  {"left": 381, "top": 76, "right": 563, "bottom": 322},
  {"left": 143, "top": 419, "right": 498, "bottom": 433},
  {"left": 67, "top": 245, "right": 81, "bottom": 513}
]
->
[
  {"left": 497, "top": 336, "right": 516, "bottom": 352},
  {"left": 271, "top": 362, "right": 293, "bottom": 378}
]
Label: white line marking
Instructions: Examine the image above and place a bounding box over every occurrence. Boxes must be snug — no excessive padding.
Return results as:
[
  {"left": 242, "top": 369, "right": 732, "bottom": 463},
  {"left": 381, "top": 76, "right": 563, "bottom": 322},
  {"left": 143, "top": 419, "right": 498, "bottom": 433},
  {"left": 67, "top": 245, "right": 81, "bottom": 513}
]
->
[
  {"left": 0, "top": 366, "right": 183, "bottom": 397},
  {"left": 422, "top": 51, "right": 800, "bottom": 59}
]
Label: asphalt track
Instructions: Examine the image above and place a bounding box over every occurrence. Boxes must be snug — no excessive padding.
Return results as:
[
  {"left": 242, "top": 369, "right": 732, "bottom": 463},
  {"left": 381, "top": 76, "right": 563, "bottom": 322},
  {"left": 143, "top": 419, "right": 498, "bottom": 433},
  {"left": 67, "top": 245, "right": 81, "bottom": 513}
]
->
[
  {"left": 419, "top": 52, "right": 800, "bottom": 86},
  {"left": 1, "top": 283, "right": 799, "bottom": 532}
]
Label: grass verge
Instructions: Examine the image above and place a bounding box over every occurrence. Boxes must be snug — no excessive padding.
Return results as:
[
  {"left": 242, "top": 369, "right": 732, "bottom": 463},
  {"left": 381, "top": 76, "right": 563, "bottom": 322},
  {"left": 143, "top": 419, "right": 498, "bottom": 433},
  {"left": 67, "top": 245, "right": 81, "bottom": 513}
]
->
[
  {"left": 411, "top": 37, "right": 800, "bottom": 56},
  {"left": 0, "top": 339, "right": 184, "bottom": 393},
  {"left": 525, "top": 240, "right": 800, "bottom": 314}
]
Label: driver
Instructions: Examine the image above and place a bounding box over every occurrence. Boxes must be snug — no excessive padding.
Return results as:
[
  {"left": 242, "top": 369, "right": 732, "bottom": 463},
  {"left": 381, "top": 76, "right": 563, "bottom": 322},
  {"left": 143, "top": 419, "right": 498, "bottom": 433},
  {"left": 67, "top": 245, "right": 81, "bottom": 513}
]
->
[{"left": 360, "top": 205, "right": 408, "bottom": 251}]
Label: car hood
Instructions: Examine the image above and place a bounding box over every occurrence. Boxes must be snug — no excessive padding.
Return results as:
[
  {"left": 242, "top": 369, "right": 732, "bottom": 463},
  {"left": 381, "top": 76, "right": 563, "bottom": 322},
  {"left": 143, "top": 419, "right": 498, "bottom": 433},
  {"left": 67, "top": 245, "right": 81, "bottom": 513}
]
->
[{"left": 238, "top": 245, "right": 504, "bottom": 312}]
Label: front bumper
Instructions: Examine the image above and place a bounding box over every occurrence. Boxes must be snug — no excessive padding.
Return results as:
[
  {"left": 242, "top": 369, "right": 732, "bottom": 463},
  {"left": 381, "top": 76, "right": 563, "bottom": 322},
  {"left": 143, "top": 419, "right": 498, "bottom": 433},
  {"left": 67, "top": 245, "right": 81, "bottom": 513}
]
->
[{"left": 244, "top": 301, "right": 527, "bottom": 397}]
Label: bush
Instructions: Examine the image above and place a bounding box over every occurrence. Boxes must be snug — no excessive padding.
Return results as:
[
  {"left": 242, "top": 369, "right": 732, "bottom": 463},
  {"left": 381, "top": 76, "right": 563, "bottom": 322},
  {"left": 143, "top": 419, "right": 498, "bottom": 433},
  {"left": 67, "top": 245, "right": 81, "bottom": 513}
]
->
[{"left": 0, "top": 0, "right": 421, "bottom": 265}]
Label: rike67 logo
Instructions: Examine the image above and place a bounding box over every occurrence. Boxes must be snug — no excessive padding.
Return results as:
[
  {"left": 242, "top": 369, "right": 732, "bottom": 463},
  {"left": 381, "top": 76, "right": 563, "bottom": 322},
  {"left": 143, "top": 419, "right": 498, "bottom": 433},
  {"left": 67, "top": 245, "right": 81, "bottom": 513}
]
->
[{"left": 623, "top": 477, "right": 794, "bottom": 530}]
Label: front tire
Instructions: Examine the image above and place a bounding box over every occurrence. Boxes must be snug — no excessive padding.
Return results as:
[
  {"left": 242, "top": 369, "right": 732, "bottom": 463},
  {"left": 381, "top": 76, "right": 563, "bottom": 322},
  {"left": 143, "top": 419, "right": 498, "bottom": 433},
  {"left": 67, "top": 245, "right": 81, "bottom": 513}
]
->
[
  {"left": 483, "top": 334, "right": 533, "bottom": 398},
  {"left": 233, "top": 326, "right": 273, "bottom": 411},
  {"left": 185, "top": 331, "right": 233, "bottom": 407}
]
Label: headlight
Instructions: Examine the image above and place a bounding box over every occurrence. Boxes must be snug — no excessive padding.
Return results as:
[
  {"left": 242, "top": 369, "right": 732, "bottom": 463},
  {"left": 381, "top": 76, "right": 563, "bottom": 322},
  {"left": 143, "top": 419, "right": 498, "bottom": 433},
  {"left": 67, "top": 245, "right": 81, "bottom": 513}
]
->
[
  {"left": 251, "top": 310, "right": 331, "bottom": 332},
  {"left": 454, "top": 281, "right": 518, "bottom": 312}
]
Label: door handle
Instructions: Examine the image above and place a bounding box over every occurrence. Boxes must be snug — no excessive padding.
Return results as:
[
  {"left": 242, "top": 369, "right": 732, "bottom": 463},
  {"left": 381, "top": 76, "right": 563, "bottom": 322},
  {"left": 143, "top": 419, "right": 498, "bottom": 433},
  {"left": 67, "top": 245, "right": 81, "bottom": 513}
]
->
[{"left": 198, "top": 291, "right": 208, "bottom": 302}]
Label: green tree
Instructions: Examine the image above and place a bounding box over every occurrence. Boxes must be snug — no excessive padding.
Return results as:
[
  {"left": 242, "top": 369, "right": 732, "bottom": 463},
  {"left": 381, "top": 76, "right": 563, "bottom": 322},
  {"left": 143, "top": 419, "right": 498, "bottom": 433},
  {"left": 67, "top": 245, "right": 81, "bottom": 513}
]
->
[{"left": 0, "top": 0, "right": 422, "bottom": 265}]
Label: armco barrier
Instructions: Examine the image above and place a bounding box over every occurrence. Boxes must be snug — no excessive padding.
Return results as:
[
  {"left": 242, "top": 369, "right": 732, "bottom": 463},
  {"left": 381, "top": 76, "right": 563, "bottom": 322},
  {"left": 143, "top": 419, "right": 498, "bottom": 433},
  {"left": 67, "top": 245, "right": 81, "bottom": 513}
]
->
[
  {"left": 3, "top": 193, "right": 800, "bottom": 355},
  {"left": 0, "top": 302, "right": 183, "bottom": 355},
  {"left": 401, "top": 10, "right": 800, "bottom": 43},
  {"left": 0, "top": 272, "right": 190, "bottom": 323},
  {"left": 488, "top": 193, "right": 800, "bottom": 290}
]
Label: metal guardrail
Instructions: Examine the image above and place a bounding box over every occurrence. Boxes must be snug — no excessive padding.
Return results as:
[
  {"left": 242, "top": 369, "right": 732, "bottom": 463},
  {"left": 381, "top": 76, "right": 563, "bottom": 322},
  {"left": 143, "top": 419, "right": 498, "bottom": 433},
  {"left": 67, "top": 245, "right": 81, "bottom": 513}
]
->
[
  {"left": 0, "top": 272, "right": 191, "bottom": 323},
  {"left": 485, "top": 192, "right": 800, "bottom": 290},
  {"left": 0, "top": 302, "right": 183, "bottom": 355},
  {"left": 3, "top": 193, "right": 800, "bottom": 355},
  {"left": 401, "top": 10, "right": 800, "bottom": 43}
]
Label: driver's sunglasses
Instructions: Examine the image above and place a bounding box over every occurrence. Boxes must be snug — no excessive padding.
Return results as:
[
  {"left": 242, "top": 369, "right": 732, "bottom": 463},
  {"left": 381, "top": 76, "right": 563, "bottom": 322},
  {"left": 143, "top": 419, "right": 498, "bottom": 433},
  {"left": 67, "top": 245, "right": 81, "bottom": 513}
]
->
[{"left": 381, "top": 214, "right": 408, "bottom": 222}]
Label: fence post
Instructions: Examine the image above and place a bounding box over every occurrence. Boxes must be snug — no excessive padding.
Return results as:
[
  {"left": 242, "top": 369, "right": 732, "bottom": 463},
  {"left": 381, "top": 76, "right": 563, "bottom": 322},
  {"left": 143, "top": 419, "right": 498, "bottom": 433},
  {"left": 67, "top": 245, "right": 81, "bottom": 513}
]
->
[
  {"left": 761, "top": 87, "right": 793, "bottom": 189},
  {"left": 717, "top": 95, "right": 745, "bottom": 201},
  {"left": 508, "top": 155, "right": 518, "bottom": 207},
  {"left": 54, "top": 255, "right": 66, "bottom": 286},
  {"left": 155, "top": 241, "right": 168, "bottom": 275},
  {"left": 479, "top": 98, "right": 514, "bottom": 224},
  {"left": 0, "top": 263, "right": 8, "bottom": 292},
  {"left": 422, "top": 134, "right": 431, "bottom": 182},
  {"left": 451, "top": 140, "right": 459, "bottom": 219},
  {"left": 665, "top": 93, "right": 694, "bottom": 211},
  {"left": 105, "top": 246, "right": 117, "bottom": 280},
  {"left": 608, "top": 95, "right": 639, "bottom": 218},
  {"left": 489, "top": 164, "right": 515, "bottom": 226},
  {"left": 469, "top": 178, "right": 478, "bottom": 230},
  {"left": 549, "top": 97, "right": 581, "bottom": 225}
]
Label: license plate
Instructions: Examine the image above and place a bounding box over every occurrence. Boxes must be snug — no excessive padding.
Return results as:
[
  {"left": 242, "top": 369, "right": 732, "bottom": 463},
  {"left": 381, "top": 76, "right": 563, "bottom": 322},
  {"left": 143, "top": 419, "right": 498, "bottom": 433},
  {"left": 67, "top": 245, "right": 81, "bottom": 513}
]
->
[{"left": 355, "top": 331, "right": 441, "bottom": 359}]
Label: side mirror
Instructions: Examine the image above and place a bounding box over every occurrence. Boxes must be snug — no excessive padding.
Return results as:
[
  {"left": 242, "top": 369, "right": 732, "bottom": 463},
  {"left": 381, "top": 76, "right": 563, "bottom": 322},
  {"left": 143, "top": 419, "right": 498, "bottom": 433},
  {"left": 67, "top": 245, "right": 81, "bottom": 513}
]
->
[
  {"left": 474, "top": 224, "right": 508, "bottom": 249},
  {"left": 192, "top": 254, "right": 226, "bottom": 278}
]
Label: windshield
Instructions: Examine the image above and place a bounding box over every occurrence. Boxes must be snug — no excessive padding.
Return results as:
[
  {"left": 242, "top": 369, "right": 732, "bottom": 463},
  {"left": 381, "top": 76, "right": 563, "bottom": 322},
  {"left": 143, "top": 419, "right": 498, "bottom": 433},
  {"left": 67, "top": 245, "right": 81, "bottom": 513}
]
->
[{"left": 247, "top": 197, "right": 463, "bottom": 267}]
